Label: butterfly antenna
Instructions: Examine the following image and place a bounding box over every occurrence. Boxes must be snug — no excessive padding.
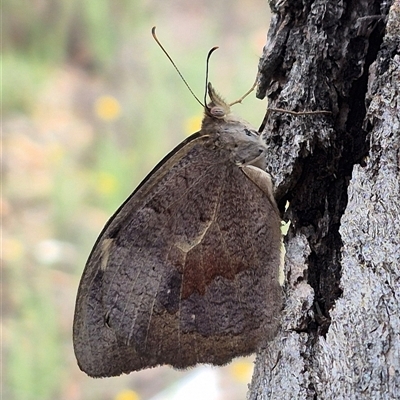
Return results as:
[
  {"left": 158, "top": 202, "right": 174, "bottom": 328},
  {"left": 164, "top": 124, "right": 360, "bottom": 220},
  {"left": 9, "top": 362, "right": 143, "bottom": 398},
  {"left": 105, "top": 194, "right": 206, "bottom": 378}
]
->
[
  {"left": 204, "top": 46, "right": 219, "bottom": 108},
  {"left": 229, "top": 78, "right": 257, "bottom": 106},
  {"left": 152, "top": 27, "right": 204, "bottom": 107}
]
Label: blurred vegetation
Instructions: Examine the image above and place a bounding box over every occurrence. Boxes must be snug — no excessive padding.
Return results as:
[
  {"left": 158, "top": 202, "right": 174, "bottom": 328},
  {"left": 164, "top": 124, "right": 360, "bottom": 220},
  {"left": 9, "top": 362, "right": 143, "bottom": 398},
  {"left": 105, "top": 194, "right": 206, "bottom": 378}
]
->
[{"left": 2, "top": 1, "right": 269, "bottom": 399}]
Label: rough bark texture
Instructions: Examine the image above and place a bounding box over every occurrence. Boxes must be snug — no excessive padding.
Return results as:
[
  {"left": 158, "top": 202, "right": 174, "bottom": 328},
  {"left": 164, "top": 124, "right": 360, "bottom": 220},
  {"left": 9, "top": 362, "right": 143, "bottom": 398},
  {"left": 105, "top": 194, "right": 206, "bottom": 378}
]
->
[{"left": 248, "top": 0, "right": 399, "bottom": 399}]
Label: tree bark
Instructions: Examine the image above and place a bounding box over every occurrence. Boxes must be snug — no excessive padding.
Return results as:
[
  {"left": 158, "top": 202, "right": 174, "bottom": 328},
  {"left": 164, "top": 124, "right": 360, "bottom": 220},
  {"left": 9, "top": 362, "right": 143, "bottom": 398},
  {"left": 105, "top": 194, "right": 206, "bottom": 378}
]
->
[{"left": 249, "top": 1, "right": 400, "bottom": 399}]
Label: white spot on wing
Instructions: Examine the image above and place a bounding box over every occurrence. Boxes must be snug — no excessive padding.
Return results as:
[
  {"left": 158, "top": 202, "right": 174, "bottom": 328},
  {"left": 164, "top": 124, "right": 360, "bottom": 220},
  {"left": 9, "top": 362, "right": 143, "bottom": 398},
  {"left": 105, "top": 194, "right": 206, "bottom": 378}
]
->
[{"left": 100, "top": 238, "right": 113, "bottom": 271}]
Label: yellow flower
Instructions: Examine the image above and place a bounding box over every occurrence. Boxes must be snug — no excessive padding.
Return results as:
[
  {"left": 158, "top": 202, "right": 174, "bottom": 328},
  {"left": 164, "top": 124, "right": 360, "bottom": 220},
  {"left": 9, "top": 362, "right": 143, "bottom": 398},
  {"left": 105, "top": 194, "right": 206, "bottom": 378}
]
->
[
  {"left": 2, "top": 237, "right": 24, "bottom": 262},
  {"left": 114, "top": 389, "right": 140, "bottom": 400},
  {"left": 230, "top": 360, "right": 253, "bottom": 383},
  {"left": 98, "top": 171, "right": 118, "bottom": 195},
  {"left": 185, "top": 115, "right": 202, "bottom": 134},
  {"left": 95, "top": 95, "right": 121, "bottom": 121}
]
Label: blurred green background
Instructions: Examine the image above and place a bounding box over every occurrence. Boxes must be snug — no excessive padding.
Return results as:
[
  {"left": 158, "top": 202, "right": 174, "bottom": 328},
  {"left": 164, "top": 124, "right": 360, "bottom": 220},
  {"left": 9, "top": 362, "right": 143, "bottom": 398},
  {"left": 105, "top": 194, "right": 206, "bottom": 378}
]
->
[{"left": 2, "top": 1, "right": 271, "bottom": 399}]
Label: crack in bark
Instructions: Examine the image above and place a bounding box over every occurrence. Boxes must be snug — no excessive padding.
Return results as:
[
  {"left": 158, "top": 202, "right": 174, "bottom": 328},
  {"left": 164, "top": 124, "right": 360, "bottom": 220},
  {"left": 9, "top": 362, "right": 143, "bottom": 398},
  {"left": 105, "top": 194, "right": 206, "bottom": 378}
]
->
[{"left": 260, "top": 0, "right": 389, "bottom": 332}]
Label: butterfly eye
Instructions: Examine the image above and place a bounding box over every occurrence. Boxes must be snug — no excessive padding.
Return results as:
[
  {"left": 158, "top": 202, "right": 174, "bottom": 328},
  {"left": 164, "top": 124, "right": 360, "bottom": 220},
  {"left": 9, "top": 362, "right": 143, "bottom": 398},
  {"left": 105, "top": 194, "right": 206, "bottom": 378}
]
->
[{"left": 210, "top": 106, "right": 225, "bottom": 118}]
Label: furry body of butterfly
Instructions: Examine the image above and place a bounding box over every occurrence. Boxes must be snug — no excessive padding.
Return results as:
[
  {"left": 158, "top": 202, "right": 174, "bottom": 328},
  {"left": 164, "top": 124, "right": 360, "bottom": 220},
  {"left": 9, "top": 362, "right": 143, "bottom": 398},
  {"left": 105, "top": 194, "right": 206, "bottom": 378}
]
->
[{"left": 73, "top": 83, "right": 282, "bottom": 377}]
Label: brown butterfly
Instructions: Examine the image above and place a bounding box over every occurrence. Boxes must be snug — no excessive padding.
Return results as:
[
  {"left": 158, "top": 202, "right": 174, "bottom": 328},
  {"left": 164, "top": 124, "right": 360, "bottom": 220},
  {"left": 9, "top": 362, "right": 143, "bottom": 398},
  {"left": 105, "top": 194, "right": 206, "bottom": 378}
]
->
[{"left": 73, "top": 31, "right": 282, "bottom": 378}]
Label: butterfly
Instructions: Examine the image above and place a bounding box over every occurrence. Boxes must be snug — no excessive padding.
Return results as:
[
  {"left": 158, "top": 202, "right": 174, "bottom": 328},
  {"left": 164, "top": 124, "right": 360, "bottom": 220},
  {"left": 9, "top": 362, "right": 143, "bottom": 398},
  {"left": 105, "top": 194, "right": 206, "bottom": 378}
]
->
[{"left": 73, "top": 32, "right": 282, "bottom": 377}]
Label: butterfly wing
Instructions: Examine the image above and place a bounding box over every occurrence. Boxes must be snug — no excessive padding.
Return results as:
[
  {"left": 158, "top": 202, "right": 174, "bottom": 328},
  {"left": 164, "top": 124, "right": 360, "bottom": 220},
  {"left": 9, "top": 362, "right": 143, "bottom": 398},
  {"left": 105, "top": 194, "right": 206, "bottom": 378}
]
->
[{"left": 73, "top": 132, "right": 282, "bottom": 377}]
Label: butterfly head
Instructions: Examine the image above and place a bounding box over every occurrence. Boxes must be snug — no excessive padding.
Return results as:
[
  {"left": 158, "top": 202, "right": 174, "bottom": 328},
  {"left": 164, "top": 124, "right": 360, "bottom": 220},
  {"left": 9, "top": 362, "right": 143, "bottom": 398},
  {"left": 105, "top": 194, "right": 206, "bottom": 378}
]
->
[{"left": 201, "top": 82, "right": 267, "bottom": 169}]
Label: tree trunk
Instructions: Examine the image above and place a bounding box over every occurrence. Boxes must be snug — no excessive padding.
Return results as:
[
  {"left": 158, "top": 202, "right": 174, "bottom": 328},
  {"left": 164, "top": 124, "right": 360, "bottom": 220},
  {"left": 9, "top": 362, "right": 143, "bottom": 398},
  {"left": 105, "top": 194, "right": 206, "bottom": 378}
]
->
[{"left": 248, "top": 1, "right": 400, "bottom": 399}]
